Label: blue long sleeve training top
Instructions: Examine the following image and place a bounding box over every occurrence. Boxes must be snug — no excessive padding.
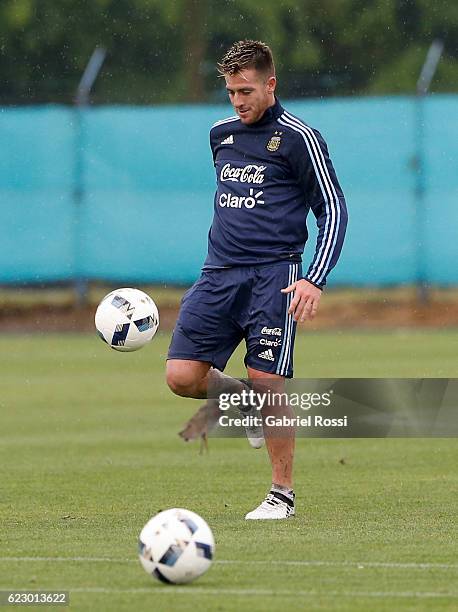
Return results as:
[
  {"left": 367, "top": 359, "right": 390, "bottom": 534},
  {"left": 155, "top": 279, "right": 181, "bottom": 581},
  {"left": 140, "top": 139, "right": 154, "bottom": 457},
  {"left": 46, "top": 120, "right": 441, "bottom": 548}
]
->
[{"left": 203, "top": 97, "right": 348, "bottom": 288}]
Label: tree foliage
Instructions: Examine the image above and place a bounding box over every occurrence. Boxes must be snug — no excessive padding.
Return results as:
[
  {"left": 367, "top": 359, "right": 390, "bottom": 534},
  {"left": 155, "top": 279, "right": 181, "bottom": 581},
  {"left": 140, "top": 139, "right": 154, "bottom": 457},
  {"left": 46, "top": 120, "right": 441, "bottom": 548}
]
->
[{"left": 0, "top": 0, "right": 457, "bottom": 104}]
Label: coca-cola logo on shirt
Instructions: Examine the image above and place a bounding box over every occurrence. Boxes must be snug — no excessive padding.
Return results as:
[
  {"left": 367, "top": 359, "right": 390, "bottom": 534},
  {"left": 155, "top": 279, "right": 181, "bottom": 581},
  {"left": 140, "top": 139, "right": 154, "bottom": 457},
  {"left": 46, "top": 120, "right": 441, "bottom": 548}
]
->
[{"left": 220, "top": 163, "right": 266, "bottom": 184}]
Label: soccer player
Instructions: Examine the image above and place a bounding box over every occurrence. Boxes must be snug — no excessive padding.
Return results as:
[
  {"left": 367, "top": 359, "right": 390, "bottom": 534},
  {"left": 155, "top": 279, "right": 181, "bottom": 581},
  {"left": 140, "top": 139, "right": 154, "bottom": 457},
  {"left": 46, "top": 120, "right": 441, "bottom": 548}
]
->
[{"left": 167, "top": 40, "right": 347, "bottom": 519}]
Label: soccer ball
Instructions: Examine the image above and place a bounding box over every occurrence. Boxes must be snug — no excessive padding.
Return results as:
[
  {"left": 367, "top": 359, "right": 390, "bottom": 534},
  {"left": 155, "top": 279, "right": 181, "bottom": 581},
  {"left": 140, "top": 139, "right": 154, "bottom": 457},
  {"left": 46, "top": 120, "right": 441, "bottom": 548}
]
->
[
  {"left": 138, "top": 508, "right": 215, "bottom": 584},
  {"left": 95, "top": 288, "right": 159, "bottom": 352}
]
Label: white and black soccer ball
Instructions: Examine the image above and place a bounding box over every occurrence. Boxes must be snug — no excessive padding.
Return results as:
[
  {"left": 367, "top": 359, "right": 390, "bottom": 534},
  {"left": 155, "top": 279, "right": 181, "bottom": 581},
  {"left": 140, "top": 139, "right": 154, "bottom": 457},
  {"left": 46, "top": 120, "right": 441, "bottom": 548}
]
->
[
  {"left": 138, "top": 508, "right": 215, "bottom": 584},
  {"left": 95, "top": 288, "right": 159, "bottom": 352}
]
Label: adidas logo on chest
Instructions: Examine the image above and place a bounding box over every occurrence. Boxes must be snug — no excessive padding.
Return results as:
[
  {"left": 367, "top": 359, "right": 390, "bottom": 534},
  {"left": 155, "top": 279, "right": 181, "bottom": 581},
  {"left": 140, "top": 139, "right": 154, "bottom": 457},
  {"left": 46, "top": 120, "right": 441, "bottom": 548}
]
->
[{"left": 221, "top": 135, "right": 234, "bottom": 145}]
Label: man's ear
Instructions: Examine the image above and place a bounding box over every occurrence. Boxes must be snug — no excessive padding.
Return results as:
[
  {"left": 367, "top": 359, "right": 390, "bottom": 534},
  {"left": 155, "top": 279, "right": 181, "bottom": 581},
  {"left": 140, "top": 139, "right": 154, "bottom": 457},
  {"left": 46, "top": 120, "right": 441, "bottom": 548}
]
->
[{"left": 266, "top": 75, "right": 276, "bottom": 94}]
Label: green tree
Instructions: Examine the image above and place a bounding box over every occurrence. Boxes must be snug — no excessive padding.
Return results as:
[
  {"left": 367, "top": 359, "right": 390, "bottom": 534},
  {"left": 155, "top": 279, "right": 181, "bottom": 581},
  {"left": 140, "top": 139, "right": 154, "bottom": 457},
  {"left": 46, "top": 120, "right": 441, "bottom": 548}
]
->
[{"left": 0, "top": 0, "right": 456, "bottom": 105}]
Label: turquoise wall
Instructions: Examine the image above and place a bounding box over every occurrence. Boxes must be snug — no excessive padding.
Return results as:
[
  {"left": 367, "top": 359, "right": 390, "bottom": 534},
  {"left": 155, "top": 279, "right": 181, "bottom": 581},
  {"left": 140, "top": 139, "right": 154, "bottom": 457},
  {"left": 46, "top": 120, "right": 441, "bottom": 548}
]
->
[{"left": 0, "top": 95, "right": 456, "bottom": 286}]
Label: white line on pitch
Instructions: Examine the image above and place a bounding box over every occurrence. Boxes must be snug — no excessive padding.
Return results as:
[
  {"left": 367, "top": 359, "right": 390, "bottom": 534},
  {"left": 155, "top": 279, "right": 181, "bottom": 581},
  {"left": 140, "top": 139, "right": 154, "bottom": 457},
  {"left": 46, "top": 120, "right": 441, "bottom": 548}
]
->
[
  {"left": 218, "top": 559, "right": 458, "bottom": 570},
  {"left": 0, "top": 557, "right": 457, "bottom": 570},
  {"left": 0, "top": 557, "right": 129, "bottom": 563},
  {"left": 0, "top": 586, "right": 456, "bottom": 599}
]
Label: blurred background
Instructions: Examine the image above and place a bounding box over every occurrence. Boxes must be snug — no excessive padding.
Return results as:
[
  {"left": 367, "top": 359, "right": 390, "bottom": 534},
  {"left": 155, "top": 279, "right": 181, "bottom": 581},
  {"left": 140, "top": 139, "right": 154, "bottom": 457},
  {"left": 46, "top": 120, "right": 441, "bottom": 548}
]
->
[{"left": 0, "top": 0, "right": 457, "bottom": 332}]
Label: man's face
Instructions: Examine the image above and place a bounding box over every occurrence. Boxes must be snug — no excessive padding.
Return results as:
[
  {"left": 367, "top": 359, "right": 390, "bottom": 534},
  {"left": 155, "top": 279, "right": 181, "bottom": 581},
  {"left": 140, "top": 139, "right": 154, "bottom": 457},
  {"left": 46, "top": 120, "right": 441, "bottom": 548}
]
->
[{"left": 225, "top": 68, "right": 276, "bottom": 125}]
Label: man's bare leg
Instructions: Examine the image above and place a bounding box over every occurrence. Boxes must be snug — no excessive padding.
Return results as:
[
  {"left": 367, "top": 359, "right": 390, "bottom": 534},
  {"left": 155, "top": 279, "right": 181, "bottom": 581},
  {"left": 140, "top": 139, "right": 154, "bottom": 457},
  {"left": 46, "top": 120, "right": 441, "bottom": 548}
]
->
[
  {"left": 247, "top": 367, "right": 294, "bottom": 489},
  {"left": 244, "top": 367, "right": 295, "bottom": 519},
  {"left": 166, "top": 359, "right": 212, "bottom": 399}
]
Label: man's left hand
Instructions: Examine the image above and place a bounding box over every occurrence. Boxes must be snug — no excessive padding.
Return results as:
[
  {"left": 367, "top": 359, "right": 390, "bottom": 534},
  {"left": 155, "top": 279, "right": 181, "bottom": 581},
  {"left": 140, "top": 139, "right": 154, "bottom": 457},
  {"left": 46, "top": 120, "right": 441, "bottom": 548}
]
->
[{"left": 281, "top": 279, "right": 322, "bottom": 322}]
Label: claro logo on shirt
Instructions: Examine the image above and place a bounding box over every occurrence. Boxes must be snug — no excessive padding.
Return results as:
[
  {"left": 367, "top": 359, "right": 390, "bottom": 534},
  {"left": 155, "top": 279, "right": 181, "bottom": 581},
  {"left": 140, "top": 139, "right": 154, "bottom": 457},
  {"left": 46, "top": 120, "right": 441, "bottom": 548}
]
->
[
  {"left": 220, "top": 163, "right": 266, "bottom": 184},
  {"left": 219, "top": 189, "right": 265, "bottom": 209}
]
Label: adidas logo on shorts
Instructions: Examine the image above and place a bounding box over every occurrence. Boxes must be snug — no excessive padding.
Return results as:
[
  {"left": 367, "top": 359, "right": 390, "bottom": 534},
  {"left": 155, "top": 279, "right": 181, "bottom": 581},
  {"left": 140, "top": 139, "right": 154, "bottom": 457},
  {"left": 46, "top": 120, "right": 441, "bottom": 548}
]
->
[
  {"left": 258, "top": 348, "right": 275, "bottom": 361},
  {"left": 221, "top": 135, "right": 234, "bottom": 145}
]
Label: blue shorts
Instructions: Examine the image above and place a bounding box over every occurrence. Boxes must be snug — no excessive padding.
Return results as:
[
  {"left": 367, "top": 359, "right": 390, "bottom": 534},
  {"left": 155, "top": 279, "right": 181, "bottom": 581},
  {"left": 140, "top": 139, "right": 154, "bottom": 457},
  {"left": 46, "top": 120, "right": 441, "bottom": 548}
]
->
[{"left": 167, "top": 261, "right": 301, "bottom": 378}]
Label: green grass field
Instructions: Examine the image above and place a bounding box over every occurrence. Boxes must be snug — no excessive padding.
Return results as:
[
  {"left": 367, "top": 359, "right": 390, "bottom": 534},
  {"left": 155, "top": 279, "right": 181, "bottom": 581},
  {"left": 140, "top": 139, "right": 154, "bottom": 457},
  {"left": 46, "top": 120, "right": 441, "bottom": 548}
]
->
[{"left": 1, "top": 331, "right": 457, "bottom": 611}]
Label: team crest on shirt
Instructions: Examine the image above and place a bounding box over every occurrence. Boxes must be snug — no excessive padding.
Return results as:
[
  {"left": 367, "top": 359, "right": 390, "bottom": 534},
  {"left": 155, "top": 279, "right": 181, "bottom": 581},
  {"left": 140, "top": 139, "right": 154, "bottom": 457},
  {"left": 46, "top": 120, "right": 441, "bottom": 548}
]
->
[{"left": 266, "top": 131, "right": 282, "bottom": 152}]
